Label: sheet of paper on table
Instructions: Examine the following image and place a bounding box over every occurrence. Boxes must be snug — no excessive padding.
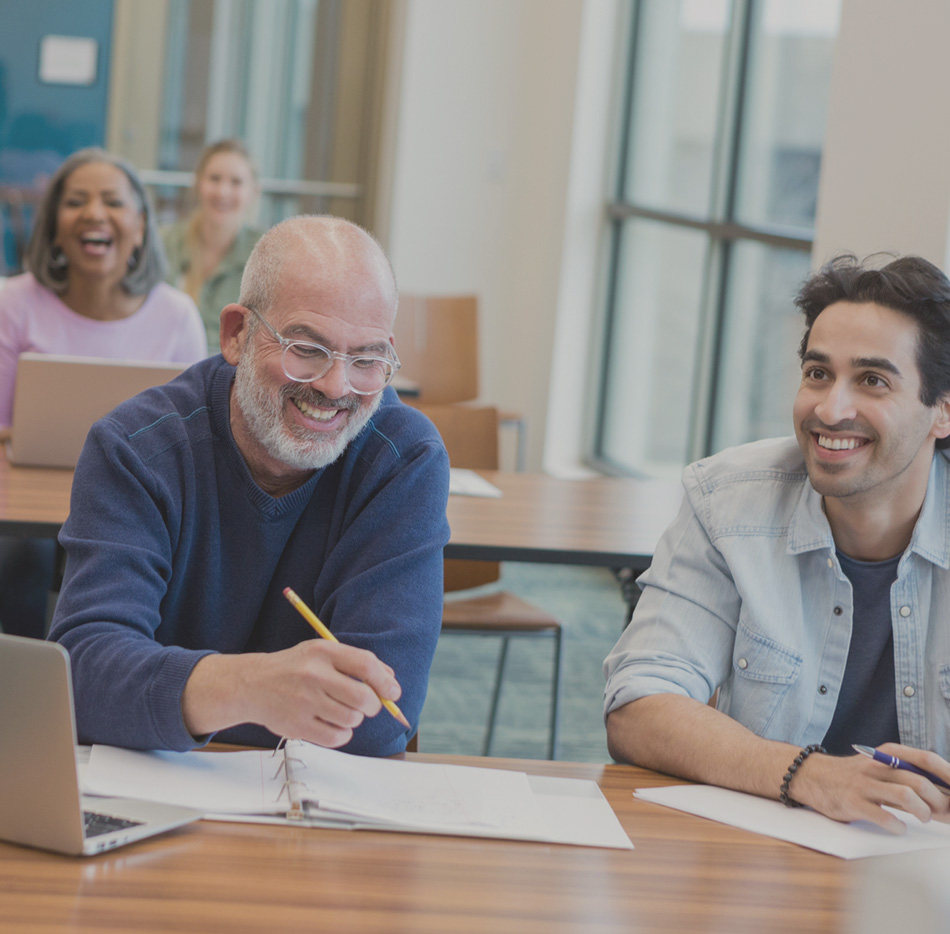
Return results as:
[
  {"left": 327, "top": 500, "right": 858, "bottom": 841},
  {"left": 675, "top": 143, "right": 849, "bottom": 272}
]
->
[
  {"left": 635, "top": 784, "right": 950, "bottom": 859},
  {"left": 448, "top": 468, "right": 503, "bottom": 498},
  {"left": 83, "top": 742, "right": 632, "bottom": 850}
]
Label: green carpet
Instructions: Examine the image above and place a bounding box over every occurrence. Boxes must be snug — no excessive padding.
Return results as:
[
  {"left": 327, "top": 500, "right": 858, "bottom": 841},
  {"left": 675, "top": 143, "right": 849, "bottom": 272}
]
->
[{"left": 419, "top": 563, "right": 628, "bottom": 762}]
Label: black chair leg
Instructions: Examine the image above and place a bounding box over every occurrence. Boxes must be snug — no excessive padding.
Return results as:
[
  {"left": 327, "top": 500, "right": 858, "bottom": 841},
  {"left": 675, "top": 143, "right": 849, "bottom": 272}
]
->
[
  {"left": 548, "top": 629, "right": 563, "bottom": 760},
  {"left": 482, "top": 636, "right": 510, "bottom": 756}
]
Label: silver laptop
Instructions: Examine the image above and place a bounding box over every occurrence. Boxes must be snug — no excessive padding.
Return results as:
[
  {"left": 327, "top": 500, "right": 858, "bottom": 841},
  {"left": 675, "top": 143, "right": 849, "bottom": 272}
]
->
[
  {"left": 7, "top": 353, "right": 187, "bottom": 468},
  {"left": 0, "top": 634, "right": 202, "bottom": 855}
]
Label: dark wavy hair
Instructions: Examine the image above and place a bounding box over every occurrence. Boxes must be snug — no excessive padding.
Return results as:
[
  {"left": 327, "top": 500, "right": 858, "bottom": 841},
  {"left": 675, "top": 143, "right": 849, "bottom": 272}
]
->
[
  {"left": 796, "top": 254, "right": 950, "bottom": 440},
  {"left": 24, "top": 147, "right": 165, "bottom": 295}
]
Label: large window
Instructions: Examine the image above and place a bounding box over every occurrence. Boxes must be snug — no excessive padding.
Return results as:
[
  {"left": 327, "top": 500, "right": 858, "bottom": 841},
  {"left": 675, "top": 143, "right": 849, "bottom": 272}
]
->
[
  {"left": 595, "top": 0, "right": 840, "bottom": 477},
  {"left": 109, "top": 0, "right": 392, "bottom": 233}
]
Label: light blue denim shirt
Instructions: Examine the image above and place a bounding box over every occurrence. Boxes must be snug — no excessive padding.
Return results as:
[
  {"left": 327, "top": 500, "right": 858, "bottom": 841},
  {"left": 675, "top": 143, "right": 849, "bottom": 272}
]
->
[{"left": 604, "top": 437, "right": 950, "bottom": 756}]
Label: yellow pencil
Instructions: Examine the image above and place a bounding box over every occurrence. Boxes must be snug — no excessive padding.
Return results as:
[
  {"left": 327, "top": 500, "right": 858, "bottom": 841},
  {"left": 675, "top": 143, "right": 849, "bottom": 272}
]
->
[{"left": 282, "top": 586, "right": 411, "bottom": 730}]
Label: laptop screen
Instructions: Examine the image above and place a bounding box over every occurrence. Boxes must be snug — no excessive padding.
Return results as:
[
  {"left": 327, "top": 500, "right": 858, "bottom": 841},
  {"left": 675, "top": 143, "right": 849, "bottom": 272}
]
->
[{"left": 8, "top": 353, "right": 186, "bottom": 468}]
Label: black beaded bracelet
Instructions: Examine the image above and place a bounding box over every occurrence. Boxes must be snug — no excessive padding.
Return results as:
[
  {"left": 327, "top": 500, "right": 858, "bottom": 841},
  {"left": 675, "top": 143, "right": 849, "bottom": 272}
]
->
[{"left": 779, "top": 743, "right": 826, "bottom": 807}]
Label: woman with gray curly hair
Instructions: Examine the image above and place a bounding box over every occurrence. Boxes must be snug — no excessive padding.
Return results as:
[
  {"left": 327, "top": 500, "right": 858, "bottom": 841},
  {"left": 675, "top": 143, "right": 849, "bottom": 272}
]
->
[{"left": 0, "top": 148, "right": 207, "bottom": 639}]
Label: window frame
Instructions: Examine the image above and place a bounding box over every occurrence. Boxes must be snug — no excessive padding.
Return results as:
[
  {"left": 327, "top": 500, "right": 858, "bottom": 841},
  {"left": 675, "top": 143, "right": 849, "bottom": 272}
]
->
[{"left": 592, "top": 0, "right": 819, "bottom": 475}]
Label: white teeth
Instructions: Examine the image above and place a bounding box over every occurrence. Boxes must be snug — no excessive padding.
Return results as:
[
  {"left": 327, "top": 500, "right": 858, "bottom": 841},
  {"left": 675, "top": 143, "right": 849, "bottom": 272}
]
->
[
  {"left": 817, "top": 435, "right": 860, "bottom": 451},
  {"left": 293, "top": 398, "right": 339, "bottom": 421}
]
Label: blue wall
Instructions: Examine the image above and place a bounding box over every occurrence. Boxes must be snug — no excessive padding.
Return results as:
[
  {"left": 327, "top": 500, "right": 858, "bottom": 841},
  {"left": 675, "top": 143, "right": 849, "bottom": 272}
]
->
[{"left": 0, "top": 0, "right": 114, "bottom": 269}]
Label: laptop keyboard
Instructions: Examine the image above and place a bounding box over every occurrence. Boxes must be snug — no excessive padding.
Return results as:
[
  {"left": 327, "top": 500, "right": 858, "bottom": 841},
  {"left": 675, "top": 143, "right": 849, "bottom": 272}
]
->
[{"left": 83, "top": 810, "right": 143, "bottom": 838}]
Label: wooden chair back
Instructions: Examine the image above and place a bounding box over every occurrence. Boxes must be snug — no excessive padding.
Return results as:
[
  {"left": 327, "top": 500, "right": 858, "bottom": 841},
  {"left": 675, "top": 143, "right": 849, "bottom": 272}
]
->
[
  {"left": 416, "top": 403, "right": 500, "bottom": 591},
  {"left": 394, "top": 295, "right": 479, "bottom": 403}
]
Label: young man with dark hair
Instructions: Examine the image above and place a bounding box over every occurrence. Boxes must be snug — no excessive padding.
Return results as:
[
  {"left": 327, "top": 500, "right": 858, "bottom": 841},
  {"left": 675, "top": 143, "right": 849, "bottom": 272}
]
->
[{"left": 605, "top": 253, "right": 950, "bottom": 833}]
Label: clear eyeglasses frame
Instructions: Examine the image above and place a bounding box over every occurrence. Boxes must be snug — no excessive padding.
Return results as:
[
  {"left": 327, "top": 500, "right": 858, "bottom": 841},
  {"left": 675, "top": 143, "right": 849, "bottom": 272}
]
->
[{"left": 246, "top": 305, "right": 400, "bottom": 396}]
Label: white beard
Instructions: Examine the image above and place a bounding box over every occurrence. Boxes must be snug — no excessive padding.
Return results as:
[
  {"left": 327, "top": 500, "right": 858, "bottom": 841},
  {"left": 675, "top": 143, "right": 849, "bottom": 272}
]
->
[{"left": 233, "top": 343, "right": 381, "bottom": 472}]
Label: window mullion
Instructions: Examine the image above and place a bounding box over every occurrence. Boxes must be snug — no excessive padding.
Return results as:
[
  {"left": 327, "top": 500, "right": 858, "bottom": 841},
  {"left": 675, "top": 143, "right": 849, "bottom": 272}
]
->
[{"left": 689, "top": 0, "right": 755, "bottom": 462}]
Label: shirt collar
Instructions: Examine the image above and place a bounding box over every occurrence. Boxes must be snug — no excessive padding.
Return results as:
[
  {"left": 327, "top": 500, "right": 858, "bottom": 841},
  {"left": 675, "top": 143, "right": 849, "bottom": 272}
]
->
[
  {"left": 908, "top": 448, "right": 950, "bottom": 568},
  {"left": 785, "top": 448, "right": 950, "bottom": 568}
]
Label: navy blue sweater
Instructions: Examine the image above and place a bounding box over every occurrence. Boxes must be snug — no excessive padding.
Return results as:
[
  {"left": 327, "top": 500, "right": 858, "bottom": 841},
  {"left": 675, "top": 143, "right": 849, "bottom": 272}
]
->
[{"left": 49, "top": 356, "right": 449, "bottom": 755}]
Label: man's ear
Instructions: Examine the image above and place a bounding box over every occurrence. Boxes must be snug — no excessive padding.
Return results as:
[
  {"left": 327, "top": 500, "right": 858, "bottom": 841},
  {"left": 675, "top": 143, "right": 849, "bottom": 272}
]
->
[
  {"left": 932, "top": 395, "right": 950, "bottom": 441},
  {"left": 219, "top": 304, "right": 251, "bottom": 363}
]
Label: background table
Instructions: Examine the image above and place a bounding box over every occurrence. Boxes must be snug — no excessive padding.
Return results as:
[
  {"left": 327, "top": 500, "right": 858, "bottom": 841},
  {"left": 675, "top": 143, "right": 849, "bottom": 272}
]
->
[
  {"left": 0, "top": 456, "right": 683, "bottom": 573},
  {"left": 0, "top": 448, "right": 72, "bottom": 537},
  {"left": 445, "top": 471, "right": 681, "bottom": 569},
  {"left": 0, "top": 455, "right": 682, "bottom": 619},
  {"left": 0, "top": 754, "right": 853, "bottom": 933},
  {"left": 446, "top": 470, "right": 682, "bottom": 615}
]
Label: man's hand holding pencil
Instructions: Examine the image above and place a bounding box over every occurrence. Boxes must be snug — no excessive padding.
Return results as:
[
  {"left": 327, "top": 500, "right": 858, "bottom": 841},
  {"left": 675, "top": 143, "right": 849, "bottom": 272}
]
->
[{"left": 180, "top": 608, "right": 406, "bottom": 748}]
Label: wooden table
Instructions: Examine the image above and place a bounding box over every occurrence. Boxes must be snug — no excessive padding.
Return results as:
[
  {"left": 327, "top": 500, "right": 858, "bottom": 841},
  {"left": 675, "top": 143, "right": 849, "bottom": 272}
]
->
[
  {"left": 0, "top": 754, "right": 852, "bottom": 934},
  {"left": 445, "top": 470, "right": 681, "bottom": 571},
  {"left": 445, "top": 470, "right": 682, "bottom": 616},
  {"left": 0, "top": 448, "right": 72, "bottom": 537},
  {"left": 0, "top": 455, "right": 682, "bottom": 619},
  {"left": 0, "top": 456, "right": 682, "bottom": 576}
]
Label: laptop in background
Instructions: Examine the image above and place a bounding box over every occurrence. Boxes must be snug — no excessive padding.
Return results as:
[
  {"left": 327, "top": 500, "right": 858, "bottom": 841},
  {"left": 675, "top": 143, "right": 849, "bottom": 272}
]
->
[
  {"left": 7, "top": 353, "right": 187, "bottom": 468},
  {"left": 0, "top": 634, "right": 201, "bottom": 855}
]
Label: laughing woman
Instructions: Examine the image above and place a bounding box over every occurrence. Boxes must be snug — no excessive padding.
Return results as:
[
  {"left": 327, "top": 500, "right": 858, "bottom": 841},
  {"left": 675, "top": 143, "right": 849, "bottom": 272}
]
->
[{"left": 0, "top": 147, "right": 207, "bottom": 639}]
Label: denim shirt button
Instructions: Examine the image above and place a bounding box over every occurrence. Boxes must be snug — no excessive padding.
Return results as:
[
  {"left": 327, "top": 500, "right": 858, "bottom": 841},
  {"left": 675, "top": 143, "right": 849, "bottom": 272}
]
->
[
  {"left": 903, "top": 685, "right": 916, "bottom": 697},
  {"left": 899, "top": 606, "right": 911, "bottom": 618},
  {"left": 819, "top": 684, "right": 828, "bottom": 694},
  {"left": 833, "top": 606, "right": 843, "bottom": 616},
  {"left": 737, "top": 657, "right": 748, "bottom": 669},
  {"left": 826, "top": 557, "right": 834, "bottom": 568}
]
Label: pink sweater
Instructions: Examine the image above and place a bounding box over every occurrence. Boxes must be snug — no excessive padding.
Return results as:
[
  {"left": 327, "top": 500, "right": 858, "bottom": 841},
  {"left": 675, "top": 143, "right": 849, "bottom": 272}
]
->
[{"left": 0, "top": 273, "right": 208, "bottom": 427}]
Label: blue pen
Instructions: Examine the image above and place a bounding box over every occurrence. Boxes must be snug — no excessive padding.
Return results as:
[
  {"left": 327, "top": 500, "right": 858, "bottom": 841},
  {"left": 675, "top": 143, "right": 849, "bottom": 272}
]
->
[{"left": 852, "top": 744, "right": 950, "bottom": 794}]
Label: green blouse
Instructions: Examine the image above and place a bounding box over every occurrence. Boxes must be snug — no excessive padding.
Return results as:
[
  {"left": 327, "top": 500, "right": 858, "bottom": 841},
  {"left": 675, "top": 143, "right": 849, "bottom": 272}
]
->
[{"left": 160, "top": 220, "right": 263, "bottom": 351}]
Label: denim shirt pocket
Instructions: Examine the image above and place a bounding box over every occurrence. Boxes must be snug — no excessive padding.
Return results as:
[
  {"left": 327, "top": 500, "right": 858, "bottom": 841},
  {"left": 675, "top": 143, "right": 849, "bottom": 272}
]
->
[{"left": 728, "top": 623, "right": 803, "bottom": 736}]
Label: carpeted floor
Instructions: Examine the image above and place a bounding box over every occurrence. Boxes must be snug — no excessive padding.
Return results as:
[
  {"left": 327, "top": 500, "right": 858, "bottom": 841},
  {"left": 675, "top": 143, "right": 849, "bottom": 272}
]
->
[{"left": 419, "top": 563, "right": 629, "bottom": 762}]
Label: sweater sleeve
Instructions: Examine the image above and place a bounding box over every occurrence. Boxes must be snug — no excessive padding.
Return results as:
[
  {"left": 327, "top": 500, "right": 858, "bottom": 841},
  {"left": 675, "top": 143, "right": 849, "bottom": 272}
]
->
[
  {"left": 303, "top": 430, "right": 450, "bottom": 757},
  {"left": 49, "top": 417, "right": 214, "bottom": 751}
]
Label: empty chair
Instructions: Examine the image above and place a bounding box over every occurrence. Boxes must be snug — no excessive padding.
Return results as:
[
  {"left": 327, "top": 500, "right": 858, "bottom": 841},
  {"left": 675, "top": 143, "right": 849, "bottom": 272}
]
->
[
  {"left": 396, "top": 294, "right": 527, "bottom": 469},
  {"left": 419, "top": 403, "right": 563, "bottom": 758},
  {"left": 394, "top": 295, "right": 479, "bottom": 403}
]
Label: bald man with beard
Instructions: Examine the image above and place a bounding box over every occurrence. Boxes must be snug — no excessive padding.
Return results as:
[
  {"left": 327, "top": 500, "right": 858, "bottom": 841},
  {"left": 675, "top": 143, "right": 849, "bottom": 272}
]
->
[{"left": 50, "top": 215, "right": 449, "bottom": 756}]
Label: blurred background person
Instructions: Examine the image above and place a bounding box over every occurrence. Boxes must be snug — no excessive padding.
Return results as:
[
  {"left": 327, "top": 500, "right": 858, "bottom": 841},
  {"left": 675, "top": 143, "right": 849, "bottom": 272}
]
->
[
  {"left": 0, "top": 146, "right": 207, "bottom": 639},
  {"left": 161, "top": 139, "right": 262, "bottom": 350}
]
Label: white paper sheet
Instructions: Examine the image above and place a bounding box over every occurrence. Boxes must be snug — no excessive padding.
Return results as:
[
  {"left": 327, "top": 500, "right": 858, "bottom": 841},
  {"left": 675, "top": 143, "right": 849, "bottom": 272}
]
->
[
  {"left": 84, "top": 743, "right": 633, "bottom": 849},
  {"left": 448, "top": 468, "right": 503, "bottom": 498},
  {"left": 635, "top": 784, "right": 950, "bottom": 859},
  {"left": 86, "top": 743, "right": 530, "bottom": 825},
  {"left": 209, "top": 775, "right": 634, "bottom": 849}
]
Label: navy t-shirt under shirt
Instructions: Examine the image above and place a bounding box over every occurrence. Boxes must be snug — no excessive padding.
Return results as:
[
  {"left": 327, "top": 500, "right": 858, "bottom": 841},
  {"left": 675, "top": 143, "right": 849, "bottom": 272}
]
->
[{"left": 821, "top": 551, "right": 901, "bottom": 755}]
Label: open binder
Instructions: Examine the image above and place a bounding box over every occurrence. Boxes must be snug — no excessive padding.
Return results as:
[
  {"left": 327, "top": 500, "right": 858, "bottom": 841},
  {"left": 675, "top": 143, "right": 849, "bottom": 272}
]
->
[{"left": 83, "top": 740, "right": 633, "bottom": 850}]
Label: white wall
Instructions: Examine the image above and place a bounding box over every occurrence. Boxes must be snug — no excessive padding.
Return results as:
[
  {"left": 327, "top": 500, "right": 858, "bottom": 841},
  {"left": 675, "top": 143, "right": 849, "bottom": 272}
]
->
[
  {"left": 813, "top": 0, "right": 950, "bottom": 268},
  {"left": 384, "top": 0, "right": 619, "bottom": 472}
]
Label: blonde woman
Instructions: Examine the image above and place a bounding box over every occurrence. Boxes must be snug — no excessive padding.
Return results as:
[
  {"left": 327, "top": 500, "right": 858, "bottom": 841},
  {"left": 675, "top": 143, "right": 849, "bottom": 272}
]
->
[{"left": 162, "top": 139, "right": 263, "bottom": 349}]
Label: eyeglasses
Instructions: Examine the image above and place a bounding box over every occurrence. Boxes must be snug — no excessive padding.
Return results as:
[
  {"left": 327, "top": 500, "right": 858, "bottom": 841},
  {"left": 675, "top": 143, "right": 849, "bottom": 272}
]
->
[{"left": 246, "top": 306, "right": 400, "bottom": 396}]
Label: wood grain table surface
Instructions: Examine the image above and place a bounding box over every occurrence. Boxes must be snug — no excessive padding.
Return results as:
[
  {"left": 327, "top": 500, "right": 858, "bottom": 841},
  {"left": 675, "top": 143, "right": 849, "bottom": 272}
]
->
[
  {"left": 0, "top": 455, "right": 684, "bottom": 578},
  {"left": 0, "top": 753, "right": 854, "bottom": 934},
  {"left": 444, "top": 470, "right": 682, "bottom": 570}
]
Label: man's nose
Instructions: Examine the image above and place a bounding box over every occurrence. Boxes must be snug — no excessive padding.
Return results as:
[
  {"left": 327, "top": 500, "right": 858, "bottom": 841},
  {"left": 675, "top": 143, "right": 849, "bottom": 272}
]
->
[
  {"left": 310, "top": 356, "right": 349, "bottom": 399},
  {"left": 815, "top": 381, "right": 856, "bottom": 425}
]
